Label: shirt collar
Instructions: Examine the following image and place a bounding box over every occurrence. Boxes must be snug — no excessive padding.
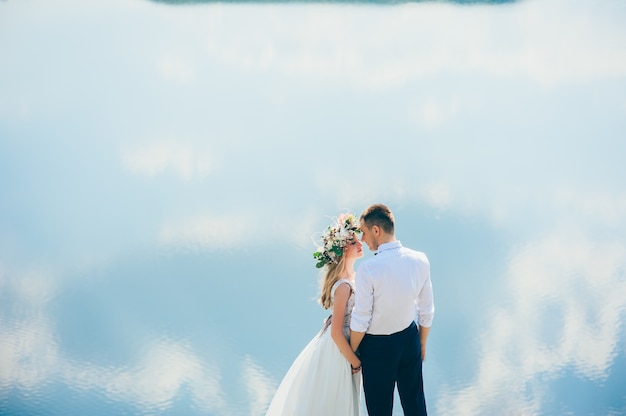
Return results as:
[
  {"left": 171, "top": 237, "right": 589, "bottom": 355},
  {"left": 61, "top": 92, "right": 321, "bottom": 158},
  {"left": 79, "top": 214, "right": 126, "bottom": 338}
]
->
[{"left": 375, "top": 240, "right": 402, "bottom": 255}]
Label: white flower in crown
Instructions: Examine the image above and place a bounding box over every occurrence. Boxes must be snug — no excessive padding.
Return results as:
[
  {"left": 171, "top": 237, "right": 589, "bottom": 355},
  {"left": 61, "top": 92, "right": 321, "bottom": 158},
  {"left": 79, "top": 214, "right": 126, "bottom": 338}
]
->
[
  {"left": 313, "top": 213, "right": 361, "bottom": 269},
  {"left": 337, "top": 227, "right": 350, "bottom": 241}
]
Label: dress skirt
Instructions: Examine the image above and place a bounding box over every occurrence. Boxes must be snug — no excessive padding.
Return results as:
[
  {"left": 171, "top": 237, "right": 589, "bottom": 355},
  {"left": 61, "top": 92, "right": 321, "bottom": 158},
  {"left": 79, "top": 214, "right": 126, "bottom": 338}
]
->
[{"left": 265, "top": 325, "right": 361, "bottom": 416}]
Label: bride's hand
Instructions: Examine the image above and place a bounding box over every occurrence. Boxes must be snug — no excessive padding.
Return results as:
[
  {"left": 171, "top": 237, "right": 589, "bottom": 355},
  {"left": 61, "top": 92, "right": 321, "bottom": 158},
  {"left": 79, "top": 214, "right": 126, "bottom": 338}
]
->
[{"left": 351, "top": 362, "right": 361, "bottom": 374}]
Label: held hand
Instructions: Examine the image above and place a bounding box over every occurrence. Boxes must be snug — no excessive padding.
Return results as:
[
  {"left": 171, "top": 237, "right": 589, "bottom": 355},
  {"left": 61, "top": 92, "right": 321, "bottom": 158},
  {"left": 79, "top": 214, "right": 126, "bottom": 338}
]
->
[{"left": 351, "top": 360, "right": 362, "bottom": 374}]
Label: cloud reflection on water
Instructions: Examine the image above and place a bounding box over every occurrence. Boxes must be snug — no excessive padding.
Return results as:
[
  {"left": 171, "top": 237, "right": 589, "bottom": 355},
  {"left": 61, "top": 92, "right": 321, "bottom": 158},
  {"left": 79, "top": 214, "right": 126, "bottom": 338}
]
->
[
  {"left": 121, "top": 141, "right": 214, "bottom": 181},
  {"left": 151, "top": 0, "right": 518, "bottom": 4},
  {"left": 0, "top": 268, "right": 232, "bottom": 414},
  {"left": 437, "top": 231, "right": 626, "bottom": 415},
  {"left": 64, "top": 339, "right": 227, "bottom": 413},
  {"left": 192, "top": 1, "right": 626, "bottom": 90}
]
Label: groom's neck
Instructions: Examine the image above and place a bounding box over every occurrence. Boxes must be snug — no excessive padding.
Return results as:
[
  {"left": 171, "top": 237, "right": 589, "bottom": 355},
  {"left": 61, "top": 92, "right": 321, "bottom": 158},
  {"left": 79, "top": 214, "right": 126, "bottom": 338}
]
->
[{"left": 377, "top": 233, "right": 396, "bottom": 246}]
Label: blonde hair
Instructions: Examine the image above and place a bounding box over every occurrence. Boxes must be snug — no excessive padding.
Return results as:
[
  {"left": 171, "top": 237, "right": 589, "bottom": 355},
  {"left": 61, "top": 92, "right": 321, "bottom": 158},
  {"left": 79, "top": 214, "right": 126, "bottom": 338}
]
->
[{"left": 318, "top": 253, "right": 347, "bottom": 310}]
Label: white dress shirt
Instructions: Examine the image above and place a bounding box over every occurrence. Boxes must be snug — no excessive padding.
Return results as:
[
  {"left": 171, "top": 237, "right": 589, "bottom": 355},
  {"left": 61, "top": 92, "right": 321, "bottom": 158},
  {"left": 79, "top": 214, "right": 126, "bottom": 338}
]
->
[{"left": 350, "top": 241, "right": 434, "bottom": 335}]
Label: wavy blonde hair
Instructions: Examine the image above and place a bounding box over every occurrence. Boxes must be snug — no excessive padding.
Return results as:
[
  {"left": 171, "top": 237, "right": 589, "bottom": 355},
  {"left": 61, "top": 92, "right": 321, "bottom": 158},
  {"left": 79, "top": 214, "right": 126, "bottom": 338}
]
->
[{"left": 318, "top": 252, "right": 348, "bottom": 310}]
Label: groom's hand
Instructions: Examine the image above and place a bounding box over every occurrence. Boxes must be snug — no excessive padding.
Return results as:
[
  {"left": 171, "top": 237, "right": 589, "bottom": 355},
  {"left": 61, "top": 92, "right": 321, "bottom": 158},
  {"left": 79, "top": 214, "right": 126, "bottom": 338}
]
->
[{"left": 419, "top": 325, "right": 430, "bottom": 361}]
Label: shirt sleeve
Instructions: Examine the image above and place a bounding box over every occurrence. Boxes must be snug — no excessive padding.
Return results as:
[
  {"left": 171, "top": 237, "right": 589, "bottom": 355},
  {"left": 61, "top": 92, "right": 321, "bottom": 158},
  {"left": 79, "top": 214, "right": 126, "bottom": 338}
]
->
[
  {"left": 350, "top": 263, "right": 373, "bottom": 333},
  {"left": 415, "top": 261, "right": 435, "bottom": 328}
]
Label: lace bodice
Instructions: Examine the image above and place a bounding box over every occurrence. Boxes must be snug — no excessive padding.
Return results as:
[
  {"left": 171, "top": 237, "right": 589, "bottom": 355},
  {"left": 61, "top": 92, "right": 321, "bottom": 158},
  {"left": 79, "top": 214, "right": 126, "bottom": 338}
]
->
[{"left": 321, "top": 279, "right": 355, "bottom": 339}]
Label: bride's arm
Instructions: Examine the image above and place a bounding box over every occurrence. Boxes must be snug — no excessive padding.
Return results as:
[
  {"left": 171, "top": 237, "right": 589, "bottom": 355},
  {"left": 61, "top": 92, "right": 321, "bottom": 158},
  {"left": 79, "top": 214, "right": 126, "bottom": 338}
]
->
[{"left": 331, "top": 283, "right": 361, "bottom": 371}]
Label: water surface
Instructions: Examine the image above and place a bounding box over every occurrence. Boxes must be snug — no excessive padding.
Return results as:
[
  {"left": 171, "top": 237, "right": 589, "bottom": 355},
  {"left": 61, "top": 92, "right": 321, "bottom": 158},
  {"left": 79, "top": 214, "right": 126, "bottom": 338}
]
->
[{"left": 1, "top": 0, "right": 625, "bottom": 414}]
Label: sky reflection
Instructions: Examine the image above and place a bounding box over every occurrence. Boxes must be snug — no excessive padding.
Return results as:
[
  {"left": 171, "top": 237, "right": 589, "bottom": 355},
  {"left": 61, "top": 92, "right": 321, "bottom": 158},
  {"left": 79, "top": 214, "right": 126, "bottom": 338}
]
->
[
  {"left": 1, "top": 0, "right": 625, "bottom": 414},
  {"left": 437, "top": 232, "right": 626, "bottom": 414}
]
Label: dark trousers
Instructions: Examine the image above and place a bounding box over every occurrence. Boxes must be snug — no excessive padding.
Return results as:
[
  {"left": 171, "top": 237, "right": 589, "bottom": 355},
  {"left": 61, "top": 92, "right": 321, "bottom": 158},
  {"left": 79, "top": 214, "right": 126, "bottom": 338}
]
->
[{"left": 358, "top": 322, "right": 427, "bottom": 416}]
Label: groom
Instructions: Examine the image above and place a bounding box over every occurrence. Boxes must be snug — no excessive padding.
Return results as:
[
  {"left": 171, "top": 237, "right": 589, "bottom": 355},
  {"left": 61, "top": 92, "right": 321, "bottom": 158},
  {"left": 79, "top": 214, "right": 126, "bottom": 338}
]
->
[{"left": 350, "top": 204, "right": 434, "bottom": 416}]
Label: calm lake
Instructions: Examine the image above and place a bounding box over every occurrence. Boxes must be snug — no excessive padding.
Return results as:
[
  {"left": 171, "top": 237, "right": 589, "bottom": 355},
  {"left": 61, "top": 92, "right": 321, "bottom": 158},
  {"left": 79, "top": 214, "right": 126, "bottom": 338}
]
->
[{"left": 1, "top": 0, "right": 625, "bottom": 414}]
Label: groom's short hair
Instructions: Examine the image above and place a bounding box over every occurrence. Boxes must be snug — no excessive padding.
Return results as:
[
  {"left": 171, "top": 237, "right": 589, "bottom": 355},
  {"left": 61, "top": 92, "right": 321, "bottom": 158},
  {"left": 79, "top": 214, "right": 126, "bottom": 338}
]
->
[{"left": 361, "top": 204, "right": 395, "bottom": 235}]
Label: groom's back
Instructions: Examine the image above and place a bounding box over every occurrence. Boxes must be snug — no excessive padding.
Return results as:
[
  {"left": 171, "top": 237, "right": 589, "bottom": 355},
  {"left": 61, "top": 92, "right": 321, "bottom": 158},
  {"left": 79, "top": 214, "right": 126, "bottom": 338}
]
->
[{"left": 362, "top": 244, "right": 430, "bottom": 335}]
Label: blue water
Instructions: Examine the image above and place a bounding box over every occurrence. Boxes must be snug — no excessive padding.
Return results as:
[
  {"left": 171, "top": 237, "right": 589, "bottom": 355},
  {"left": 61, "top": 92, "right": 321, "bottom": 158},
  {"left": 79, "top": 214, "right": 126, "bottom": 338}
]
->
[{"left": 1, "top": 0, "right": 626, "bottom": 415}]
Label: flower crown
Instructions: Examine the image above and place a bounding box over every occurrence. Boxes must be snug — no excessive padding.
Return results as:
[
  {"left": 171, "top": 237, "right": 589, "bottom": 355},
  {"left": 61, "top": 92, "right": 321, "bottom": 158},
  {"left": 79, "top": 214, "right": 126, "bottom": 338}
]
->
[{"left": 313, "top": 213, "right": 361, "bottom": 269}]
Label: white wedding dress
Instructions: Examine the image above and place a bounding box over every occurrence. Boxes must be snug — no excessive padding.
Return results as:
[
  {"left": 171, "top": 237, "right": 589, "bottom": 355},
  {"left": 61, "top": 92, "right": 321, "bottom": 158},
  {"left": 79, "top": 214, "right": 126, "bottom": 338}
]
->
[{"left": 265, "top": 279, "right": 361, "bottom": 416}]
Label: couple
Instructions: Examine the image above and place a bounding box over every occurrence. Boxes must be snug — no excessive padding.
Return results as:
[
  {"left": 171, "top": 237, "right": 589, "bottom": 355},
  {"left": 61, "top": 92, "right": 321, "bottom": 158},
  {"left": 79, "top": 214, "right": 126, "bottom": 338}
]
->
[{"left": 265, "top": 204, "right": 435, "bottom": 416}]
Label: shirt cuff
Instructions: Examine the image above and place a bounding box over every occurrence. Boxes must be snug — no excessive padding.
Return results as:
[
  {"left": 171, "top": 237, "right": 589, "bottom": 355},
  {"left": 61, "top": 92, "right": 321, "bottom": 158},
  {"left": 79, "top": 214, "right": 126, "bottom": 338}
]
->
[
  {"left": 417, "top": 313, "right": 434, "bottom": 328},
  {"left": 350, "top": 320, "right": 369, "bottom": 333}
]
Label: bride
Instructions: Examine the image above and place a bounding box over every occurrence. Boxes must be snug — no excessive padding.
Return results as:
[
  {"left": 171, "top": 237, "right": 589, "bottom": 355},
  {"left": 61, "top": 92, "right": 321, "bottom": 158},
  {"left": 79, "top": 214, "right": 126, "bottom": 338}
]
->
[{"left": 265, "top": 213, "right": 364, "bottom": 416}]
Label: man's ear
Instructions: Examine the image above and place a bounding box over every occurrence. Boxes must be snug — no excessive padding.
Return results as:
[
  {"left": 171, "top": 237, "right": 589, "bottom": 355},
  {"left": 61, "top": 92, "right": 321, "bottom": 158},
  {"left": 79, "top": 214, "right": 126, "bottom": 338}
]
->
[{"left": 372, "top": 225, "right": 380, "bottom": 236}]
